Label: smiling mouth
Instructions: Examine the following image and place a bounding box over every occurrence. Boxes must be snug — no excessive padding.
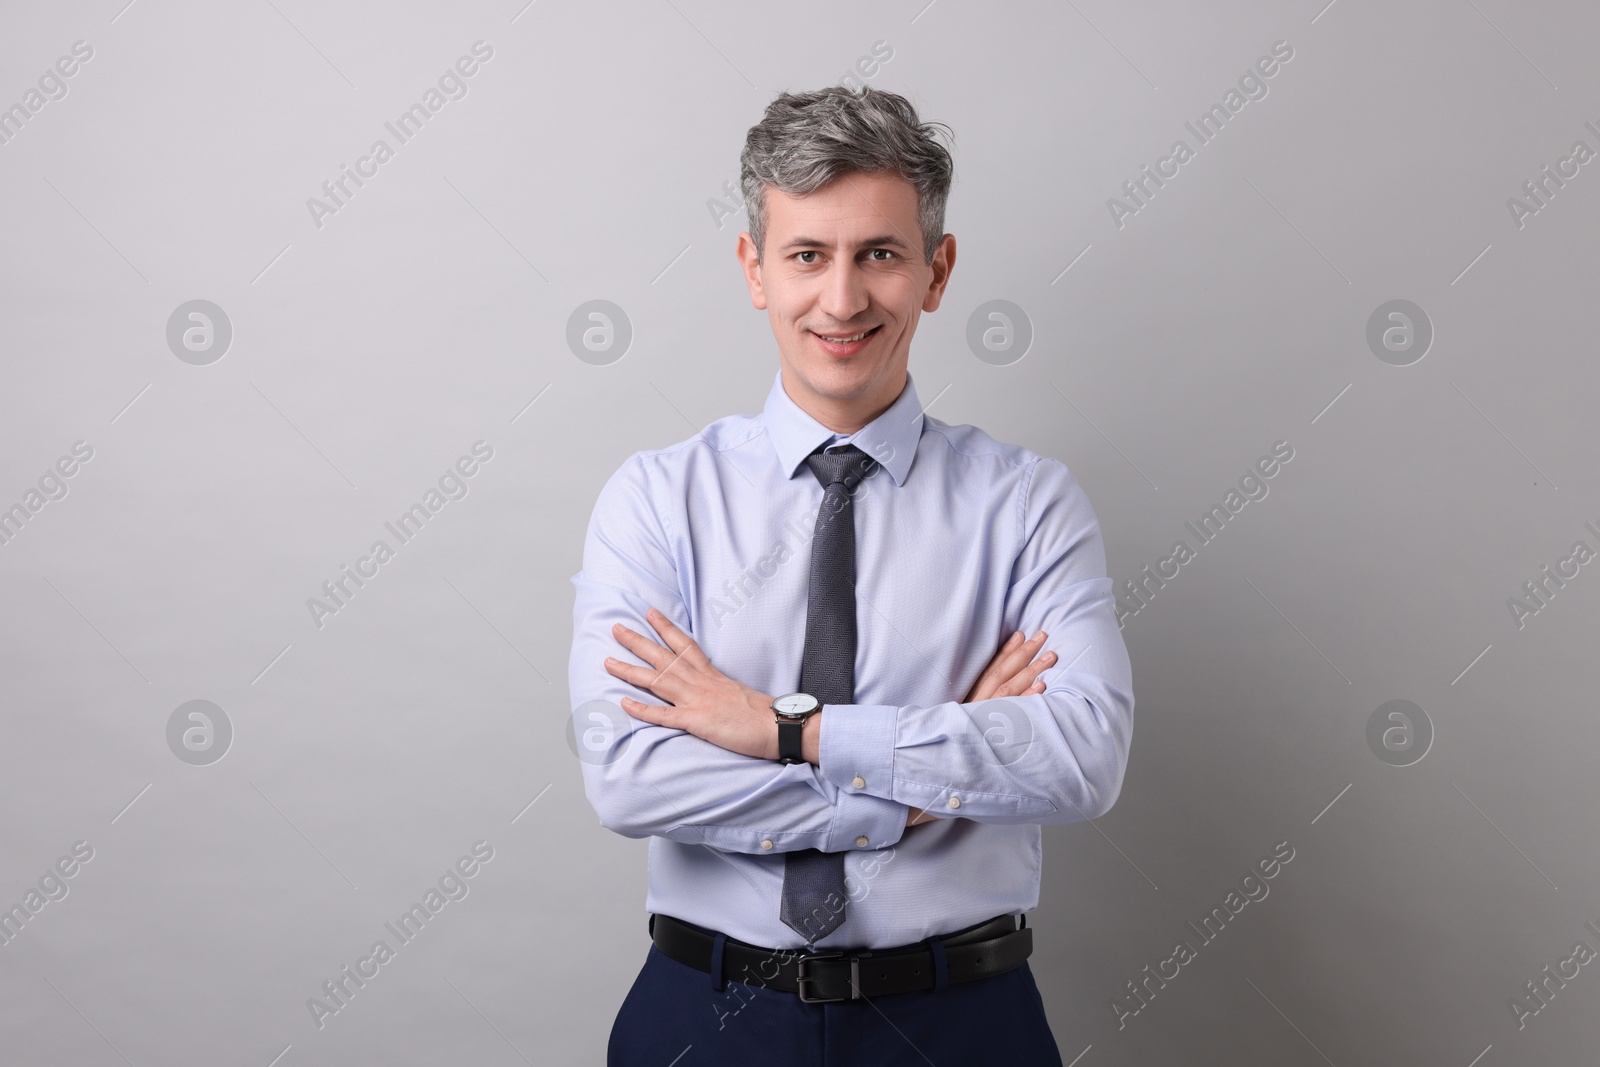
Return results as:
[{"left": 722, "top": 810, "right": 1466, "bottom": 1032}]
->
[{"left": 812, "top": 325, "right": 881, "bottom": 344}]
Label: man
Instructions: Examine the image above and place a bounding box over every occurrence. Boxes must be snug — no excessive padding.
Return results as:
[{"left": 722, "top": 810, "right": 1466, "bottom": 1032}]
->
[{"left": 569, "top": 86, "right": 1134, "bottom": 1065}]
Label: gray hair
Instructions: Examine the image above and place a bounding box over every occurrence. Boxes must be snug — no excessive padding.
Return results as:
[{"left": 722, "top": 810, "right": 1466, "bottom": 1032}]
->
[{"left": 739, "top": 86, "right": 955, "bottom": 266}]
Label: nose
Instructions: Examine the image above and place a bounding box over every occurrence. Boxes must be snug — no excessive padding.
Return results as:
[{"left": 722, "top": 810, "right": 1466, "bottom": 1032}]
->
[{"left": 817, "top": 259, "right": 870, "bottom": 324}]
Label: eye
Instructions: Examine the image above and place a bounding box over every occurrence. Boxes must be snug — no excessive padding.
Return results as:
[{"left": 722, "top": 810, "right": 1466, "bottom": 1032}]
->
[
  {"left": 795, "top": 251, "right": 819, "bottom": 264},
  {"left": 868, "top": 249, "right": 896, "bottom": 262}
]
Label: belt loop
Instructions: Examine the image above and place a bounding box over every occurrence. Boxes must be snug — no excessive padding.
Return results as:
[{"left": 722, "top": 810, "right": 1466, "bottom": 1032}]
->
[
  {"left": 928, "top": 937, "right": 949, "bottom": 993},
  {"left": 1018, "top": 912, "right": 1026, "bottom": 930},
  {"left": 709, "top": 931, "right": 728, "bottom": 992}
]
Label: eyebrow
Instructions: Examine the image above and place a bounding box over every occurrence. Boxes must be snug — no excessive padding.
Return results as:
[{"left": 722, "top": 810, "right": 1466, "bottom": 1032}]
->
[{"left": 777, "top": 234, "right": 914, "bottom": 254}]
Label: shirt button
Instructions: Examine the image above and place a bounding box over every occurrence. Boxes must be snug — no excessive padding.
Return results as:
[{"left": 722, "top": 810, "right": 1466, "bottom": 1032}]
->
[
  {"left": 855, "top": 836, "right": 869, "bottom": 848},
  {"left": 852, "top": 775, "right": 865, "bottom": 788},
  {"left": 948, "top": 796, "right": 961, "bottom": 809},
  {"left": 760, "top": 839, "right": 773, "bottom": 850}
]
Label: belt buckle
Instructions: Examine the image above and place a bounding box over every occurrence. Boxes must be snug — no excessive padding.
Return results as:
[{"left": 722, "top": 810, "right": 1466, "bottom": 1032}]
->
[{"left": 795, "top": 951, "right": 861, "bottom": 1004}]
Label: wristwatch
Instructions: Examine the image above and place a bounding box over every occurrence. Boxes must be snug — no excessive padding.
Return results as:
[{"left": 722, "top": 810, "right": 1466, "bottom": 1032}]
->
[{"left": 771, "top": 692, "right": 822, "bottom": 765}]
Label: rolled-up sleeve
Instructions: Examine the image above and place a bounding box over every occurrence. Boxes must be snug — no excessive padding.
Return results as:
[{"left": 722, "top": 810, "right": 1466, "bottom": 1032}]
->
[
  {"left": 816, "top": 457, "right": 1135, "bottom": 825},
  {"left": 569, "top": 453, "right": 910, "bottom": 855}
]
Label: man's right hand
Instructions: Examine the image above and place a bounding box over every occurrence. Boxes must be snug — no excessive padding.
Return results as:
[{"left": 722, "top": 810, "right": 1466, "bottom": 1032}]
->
[
  {"left": 963, "top": 629, "right": 1054, "bottom": 704},
  {"left": 907, "top": 630, "right": 1054, "bottom": 827}
]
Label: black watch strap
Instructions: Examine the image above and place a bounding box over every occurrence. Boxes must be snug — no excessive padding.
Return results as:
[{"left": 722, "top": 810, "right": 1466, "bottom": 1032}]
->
[{"left": 776, "top": 717, "right": 805, "bottom": 764}]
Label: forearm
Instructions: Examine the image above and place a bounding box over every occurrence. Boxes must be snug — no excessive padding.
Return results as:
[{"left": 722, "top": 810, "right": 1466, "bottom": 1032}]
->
[
  {"left": 798, "top": 713, "right": 930, "bottom": 827},
  {"left": 576, "top": 716, "right": 906, "bottom": 854},
  {"left": 571, "top": 585, "right": 907, "bottom": 854},
  {"left": 808, "top": 625, "right": 1133, "bottom": 827},
  {"left": 569, "top": 455, "right": 912, "bottom": 854},
  {"left": 817, "top": 471, "right": 1140, "bottom": 827}
]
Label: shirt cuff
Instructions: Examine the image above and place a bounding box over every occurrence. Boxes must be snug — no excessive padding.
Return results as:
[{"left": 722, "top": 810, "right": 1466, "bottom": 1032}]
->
[
  {"left": 818, "top": 701, "right": 900, "bottom": 810},
  {"left": 824, "top": 784, "right": 906, "bottom": 853}
]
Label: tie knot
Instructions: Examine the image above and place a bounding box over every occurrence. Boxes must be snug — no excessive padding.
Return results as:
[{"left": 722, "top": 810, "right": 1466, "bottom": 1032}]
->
[{"left": 805, "top": 444, "right": 876, "bottom": 492}]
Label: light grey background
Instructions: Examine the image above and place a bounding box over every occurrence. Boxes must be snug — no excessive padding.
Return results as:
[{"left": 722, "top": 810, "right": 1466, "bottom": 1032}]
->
[{"left": 2, "top": 0, "right": 1597, "bottom": 1064}]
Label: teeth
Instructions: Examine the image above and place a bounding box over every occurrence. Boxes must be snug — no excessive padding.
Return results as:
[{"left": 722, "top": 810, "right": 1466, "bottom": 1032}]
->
[{"left": 819, "top": 329, "right": 872, "bottom": 343}]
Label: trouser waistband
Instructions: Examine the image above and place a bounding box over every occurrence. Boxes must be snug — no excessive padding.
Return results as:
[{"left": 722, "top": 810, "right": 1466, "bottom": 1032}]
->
[{"left": 648, "top": 912, "right": 1033, "bottom": 1003}]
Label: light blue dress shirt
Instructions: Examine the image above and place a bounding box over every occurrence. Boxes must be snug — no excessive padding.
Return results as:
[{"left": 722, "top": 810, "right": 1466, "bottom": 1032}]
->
[{"left": 569, "top": 368, "right": 1134, "bottom": 950}]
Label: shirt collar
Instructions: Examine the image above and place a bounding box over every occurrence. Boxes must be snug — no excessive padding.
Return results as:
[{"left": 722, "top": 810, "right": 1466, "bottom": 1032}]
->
[{"left": 763, "top": 367, "right": 923, "bottom": 487}]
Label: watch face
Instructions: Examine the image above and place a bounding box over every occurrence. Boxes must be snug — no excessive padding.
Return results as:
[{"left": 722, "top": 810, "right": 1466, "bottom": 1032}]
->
[{"left": 773, "top": 692, "right": 819, "bottom": 718}]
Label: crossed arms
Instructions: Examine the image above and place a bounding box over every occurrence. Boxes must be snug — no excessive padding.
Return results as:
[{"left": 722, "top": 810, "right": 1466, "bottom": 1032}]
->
[{"left": 567, "top": 452, "right": 1135, "bottom": 857}]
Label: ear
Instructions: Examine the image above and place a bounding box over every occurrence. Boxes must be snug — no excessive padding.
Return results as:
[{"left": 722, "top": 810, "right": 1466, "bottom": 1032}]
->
[
  {"left": 921, "top": 233, "right": 957, "bottom": 313},
  {"left": 736, "top": 232, "right": 768, "bottom": 310}
]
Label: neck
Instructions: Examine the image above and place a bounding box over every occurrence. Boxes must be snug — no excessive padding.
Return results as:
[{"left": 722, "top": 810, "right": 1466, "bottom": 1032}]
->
[{"left": 783, "top": 367, "right": 907, "bottom": 435}]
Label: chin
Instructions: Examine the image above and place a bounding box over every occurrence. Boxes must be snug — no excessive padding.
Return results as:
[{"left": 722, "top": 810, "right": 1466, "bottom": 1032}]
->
[{"left": 802, "top": 361, "right": 876, "bottom": 394}]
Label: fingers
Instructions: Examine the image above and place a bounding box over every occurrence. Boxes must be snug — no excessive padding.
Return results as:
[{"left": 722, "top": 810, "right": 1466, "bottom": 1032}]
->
[
  {"left": 968, "top": 630, "right": 1025, "bottom": 699},
  {"left": 968, "top": 630, "right": 1051, "bottom": 703},
  {"left": 619, "top": 695, "right": 681, "bottom": 730},
  {"left": 995, "top": 630, "right": 1048, "bottom": 680},
  {"left": 605, "top": 629, "right": 694, "bottom": 701},
  {"left": 604, "top": 655, "right": 681, "bottom": 703},
  {"left": 995, "top": 648, "right": 1056, "bottom": 698},
  {"left": 975, "top": 631, "right": 1023, "bottom": 688},
  {"left": 610, "top": 617, "right": 676, "bottom": 668},
  {"left": 608, "top": 611, "right": 704, "bottom": 683},
  {"left": 640, "top": 608, "right": 714, "bottom": 671}
]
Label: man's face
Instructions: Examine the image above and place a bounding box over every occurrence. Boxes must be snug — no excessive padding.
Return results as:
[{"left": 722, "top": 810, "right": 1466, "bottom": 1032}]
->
[{"left": 737, "top": 169, "right": 955, "bottom": 430}]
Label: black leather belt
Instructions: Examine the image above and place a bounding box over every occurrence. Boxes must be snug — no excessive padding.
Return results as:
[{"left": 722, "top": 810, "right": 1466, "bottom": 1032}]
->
[{"left": 649, "top": 912, "right": 1032, "bottom": 1003}]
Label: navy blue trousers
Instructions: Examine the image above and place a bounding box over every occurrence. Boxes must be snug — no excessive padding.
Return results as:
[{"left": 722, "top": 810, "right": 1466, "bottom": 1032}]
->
[{"left": 608, "top": 942, "right": 1066, "bottom": 1066}]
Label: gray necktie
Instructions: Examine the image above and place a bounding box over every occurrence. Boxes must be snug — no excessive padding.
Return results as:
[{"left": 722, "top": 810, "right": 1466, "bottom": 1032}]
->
[{"left": 779, "top": 444, "right": 877, "bottom": 945}]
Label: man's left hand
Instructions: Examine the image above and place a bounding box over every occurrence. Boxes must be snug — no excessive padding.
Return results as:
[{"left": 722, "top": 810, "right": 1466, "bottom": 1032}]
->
[{"left": 604, "top": 608, "right": 782, "bottom": 761}]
